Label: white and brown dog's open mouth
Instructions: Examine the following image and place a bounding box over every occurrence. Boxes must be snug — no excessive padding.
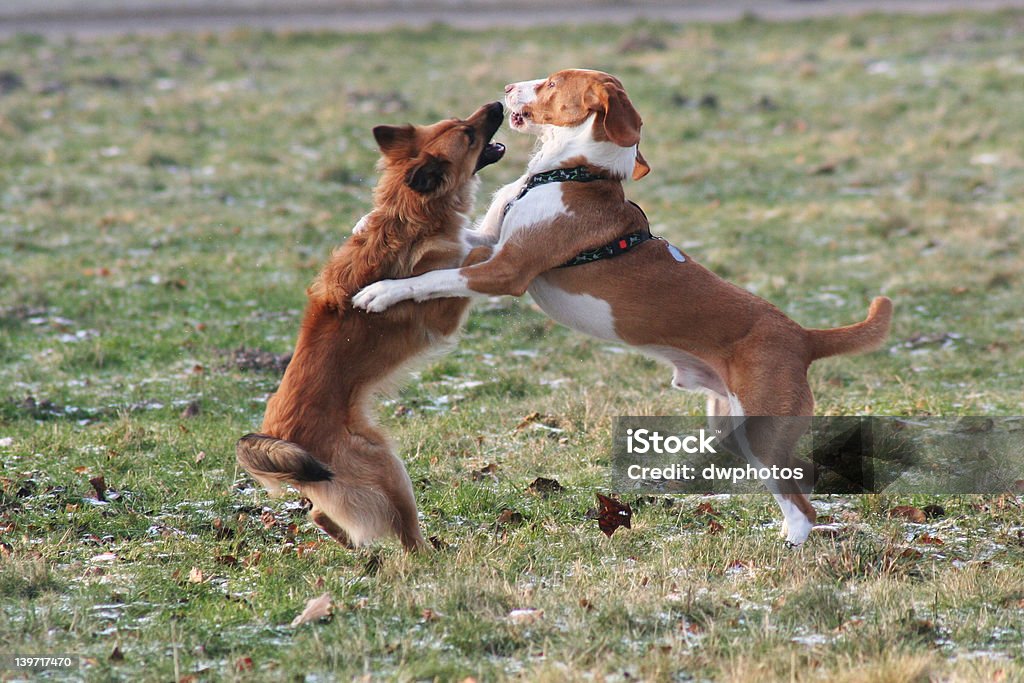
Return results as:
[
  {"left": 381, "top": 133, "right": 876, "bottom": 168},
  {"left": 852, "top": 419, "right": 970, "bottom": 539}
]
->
[{"left": 474, "top": 101, "right": 506, "bottom": 173}]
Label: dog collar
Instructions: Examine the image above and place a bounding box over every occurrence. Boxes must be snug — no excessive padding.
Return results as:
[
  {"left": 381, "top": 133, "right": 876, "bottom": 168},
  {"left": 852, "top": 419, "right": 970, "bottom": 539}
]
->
[
  {"left": 518, "top": 166, "right": 605, "bottom": 198},
  {"left": 503, "top": 166, "right": 606, "bottom": 216}
]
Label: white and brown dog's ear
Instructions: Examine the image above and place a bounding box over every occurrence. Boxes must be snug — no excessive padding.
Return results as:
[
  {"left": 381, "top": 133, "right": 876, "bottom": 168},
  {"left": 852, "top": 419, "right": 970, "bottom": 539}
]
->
[
  {"left": 587, "top": 80, "right": 650, "bottom": 180},
  {"left": 373, "top": 124, "right": 416, "bottom": 159},
  {"left": 632, "top": 147, "right": 650, "bottom": 180}
]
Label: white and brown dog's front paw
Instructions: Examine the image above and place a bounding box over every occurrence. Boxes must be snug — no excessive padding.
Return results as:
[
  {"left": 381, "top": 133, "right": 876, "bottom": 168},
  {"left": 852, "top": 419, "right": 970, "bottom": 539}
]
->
[
  {"left": 351, "top": 213, "right": 372, "bottom": 235},
  {"left": 352, "top": 280, "right": 411, "bottom": 312}
]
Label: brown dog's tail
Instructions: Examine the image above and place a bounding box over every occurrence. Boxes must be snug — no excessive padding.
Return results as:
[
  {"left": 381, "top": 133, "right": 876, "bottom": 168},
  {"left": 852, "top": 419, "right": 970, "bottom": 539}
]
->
[
  {"left": 806, "top": 296, "right": 893, "bottom": 362},
  {"left": 236, "top": 433, "right": 333, "bottom": 493}
]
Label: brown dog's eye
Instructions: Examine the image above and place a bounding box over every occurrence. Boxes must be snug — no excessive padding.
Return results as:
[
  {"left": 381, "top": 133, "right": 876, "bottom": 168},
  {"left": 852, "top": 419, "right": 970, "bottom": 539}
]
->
[
  {"left": 547, "top": 80, "right": 556, "bottom": 88},
  {"left": 463, "top": 127, "right": 476, "bottom": 145}
]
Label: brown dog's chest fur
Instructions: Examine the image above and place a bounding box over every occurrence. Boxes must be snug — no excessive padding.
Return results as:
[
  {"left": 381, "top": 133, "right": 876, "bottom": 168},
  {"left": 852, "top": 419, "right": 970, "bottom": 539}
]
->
[{"left": 260, "top": 218, "right": 469, "bottom": 457}]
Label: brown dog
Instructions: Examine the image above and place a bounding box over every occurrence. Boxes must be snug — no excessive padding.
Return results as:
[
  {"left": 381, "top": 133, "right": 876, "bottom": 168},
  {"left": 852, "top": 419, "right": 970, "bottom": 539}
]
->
[
  {"left": 236, "top": 102, "right": 505, "bottom": 551},
  {"left": 352, "top": 71, "right": 892, "bottom": 546}
]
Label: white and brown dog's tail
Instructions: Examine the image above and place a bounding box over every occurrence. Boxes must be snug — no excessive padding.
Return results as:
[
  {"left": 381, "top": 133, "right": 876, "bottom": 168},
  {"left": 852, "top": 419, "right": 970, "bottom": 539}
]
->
[
  {"left": 806, "top": 296, "right": 893, "bottom": 361},
  {"left": 236, "top": 433, "right": 334, "bottom": 494}
]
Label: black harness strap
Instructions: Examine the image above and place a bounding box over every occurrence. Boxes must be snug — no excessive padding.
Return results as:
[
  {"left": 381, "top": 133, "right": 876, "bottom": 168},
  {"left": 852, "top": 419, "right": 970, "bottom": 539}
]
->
[
  {"left": 558, "top": 230, "right": 653, "bottom": 268},
  {"left": 503, "top": 167, "right": 660, "bottom": 268}
]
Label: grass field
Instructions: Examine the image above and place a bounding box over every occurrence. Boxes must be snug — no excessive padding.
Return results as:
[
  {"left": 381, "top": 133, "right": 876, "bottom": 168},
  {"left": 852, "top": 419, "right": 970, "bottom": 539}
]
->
[{"left": 1, "top": 9, "right": 1024, "bottom": 682}]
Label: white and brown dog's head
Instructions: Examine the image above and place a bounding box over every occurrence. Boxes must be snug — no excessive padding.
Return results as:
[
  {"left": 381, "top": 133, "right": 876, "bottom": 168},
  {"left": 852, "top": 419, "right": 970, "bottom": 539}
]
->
[{"left": 504, "top": 69, "right": 649, "bottom": 180}]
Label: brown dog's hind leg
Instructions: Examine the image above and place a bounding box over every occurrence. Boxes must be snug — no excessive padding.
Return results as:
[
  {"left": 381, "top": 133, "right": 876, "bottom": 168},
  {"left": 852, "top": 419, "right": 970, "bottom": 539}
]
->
[
  {"left": 310, "top": 507, "right": 355, "bottom": 548},
  {"left": 378, "top": 452, "right": 429, "bottom": 552}
]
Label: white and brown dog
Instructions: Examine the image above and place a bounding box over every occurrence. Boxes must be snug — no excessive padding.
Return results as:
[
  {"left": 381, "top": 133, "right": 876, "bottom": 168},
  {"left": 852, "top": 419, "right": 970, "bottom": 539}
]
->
[{"left": 353, "top": 69, "right": 892, "bottom": 546}]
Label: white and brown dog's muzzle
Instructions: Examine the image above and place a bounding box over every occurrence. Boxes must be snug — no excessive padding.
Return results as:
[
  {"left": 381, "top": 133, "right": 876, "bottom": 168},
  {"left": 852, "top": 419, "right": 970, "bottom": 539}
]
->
[{"left": 504, "top": 79, "right": 545, "bottom": 131}]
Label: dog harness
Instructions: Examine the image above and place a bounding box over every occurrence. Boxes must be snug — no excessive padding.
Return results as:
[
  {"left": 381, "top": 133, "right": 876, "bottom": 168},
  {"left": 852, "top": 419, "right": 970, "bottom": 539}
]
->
[{"left": 502, "top": 165, "right": 662, "bottom": 269}]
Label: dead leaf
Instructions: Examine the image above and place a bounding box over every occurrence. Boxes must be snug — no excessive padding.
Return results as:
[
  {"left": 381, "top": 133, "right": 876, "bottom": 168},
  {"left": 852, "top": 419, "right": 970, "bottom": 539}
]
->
[
  {"left": 234, "top": 657, "right": 254, "bottom": 672},
  {"left": 89, "top": 476, "right": 107, "bottom": 502},
  {"left": 471, "top": 463, "right": 498, "bottom": 481},
  {"left": 888, "top": 505, "right": 926, "bottom": 523},
  {"left": 180, "top": 401, "right": 201, "bottom": 419},
  {"left": 595, "top": 493, "right": 632, "bottom": 537},
  {"left": 707, "top": 520, "right": 725, "bottom": 535},
  {"left": 514, "top": 412, "right": 541, "bottom": 431},
  {"left": 526, "top": 477, "right": 564, "bottom": 496},
  {"left": 898, "top": 547, "right": 924, "bottom": 560},
  {"left": 188, "top": 567, "right": 204, "bottom": 583},
  {"left": 496, "top": 508, "right": 524, "bottom": 528},
  {"left": 507, "top": 608, "right": 543, "bottom": 624},
  {"left": 291, "top": 592, "right": 333, "bottom": 627},
  {"left": 83, "top": 266, "right": 112, "bottom": 277},
  {"left": 917, "top": 533, "right": 944, "bottom": 546},
  {"left": 694, "top": 501, "right": 719, "bottom": 517}
]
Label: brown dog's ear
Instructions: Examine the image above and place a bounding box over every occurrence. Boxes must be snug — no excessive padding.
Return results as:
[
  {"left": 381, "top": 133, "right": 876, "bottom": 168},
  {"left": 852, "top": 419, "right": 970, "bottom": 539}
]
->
[
  {"left": 590, "top": 81, "right": 643, "bottom": 148},
  {"left": 405, "top": 154, "right": 449, "bottom": 194},
  {"left": 373, "top": 124, "right": 416, "bottom": 158},
  {"left": 633, "top": 147, "right": 651, "bottom": 180}
]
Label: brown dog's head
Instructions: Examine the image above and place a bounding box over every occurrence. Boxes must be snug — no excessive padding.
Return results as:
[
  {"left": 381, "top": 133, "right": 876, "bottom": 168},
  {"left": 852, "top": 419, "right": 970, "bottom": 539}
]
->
[
  {"left": 371, "top": 102, "right": 505, "bottom": 212},
  {"left": 504, "top": 69, "right": 649, "bottom": 180}
]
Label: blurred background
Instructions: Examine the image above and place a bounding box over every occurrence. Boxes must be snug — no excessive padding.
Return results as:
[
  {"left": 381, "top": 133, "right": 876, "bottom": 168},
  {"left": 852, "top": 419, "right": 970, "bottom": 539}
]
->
[{"left": 5, "top": 0, "right": 1024, "bottom": 36}]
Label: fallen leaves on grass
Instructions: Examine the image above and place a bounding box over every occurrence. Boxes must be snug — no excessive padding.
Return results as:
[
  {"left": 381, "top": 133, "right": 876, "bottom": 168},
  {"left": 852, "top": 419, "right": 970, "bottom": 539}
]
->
[
  {"left": 589, "top": 494, "right": 632, "bottom": 537},
  {"left": 526, "top": 477, "right": 564, "bottom": 496},
  {"left": 513, "top": 412, "right": 565, "bottom": 435},
  {"left": 470, "top": 463, "right": 498, "bottom": 481},
  {"left": 89, "top": 476, "right": 107, "bottom": 502},
  {"left": 495, "top": 508, "right": 524, "bottom": 528},
  {"left": 229, "top": 347, "right": 291, "bottom": 373},
  {"left": 507, "top": 608, "right": 543, "bottom": 625},
  {"left": 694, "top": 501, "right": 720, "bottom": 517},
  {"left": 291, "top": 592, "right": 333, "bottom": 627},
  {"left": 888, "top": 505, "right": 927, "bottom": 523},
  {"left": 180, "top": 401, "right": 201, "bottom": 419}
]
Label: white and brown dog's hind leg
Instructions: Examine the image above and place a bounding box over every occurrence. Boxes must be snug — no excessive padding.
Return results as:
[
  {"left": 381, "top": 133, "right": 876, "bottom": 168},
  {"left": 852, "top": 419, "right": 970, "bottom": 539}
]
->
[{"left": 711, "top": 368, "right": 817, "bottom": 546}]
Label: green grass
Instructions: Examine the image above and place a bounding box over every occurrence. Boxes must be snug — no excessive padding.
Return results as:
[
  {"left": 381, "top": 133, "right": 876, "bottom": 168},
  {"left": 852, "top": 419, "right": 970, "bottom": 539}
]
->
[{"left": 1, "top": 10, "right": 1023, "bottom": 681}]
